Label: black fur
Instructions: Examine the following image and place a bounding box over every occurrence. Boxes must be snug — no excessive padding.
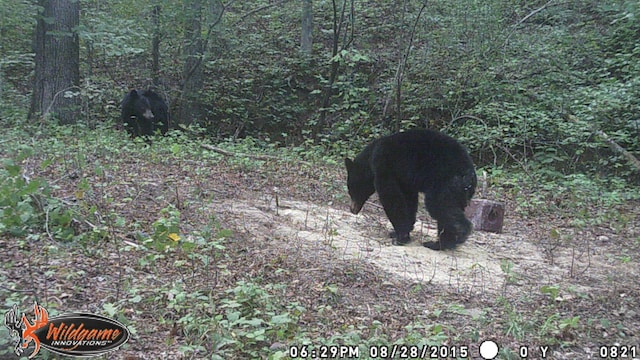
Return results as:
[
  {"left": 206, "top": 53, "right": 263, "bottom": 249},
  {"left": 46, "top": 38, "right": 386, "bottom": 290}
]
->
[
  {"left": 120, "top": 89, "right": 169, "bottom": 138},
  {"left": 345, "top": 129, "right": 476, "bottom": 250}
]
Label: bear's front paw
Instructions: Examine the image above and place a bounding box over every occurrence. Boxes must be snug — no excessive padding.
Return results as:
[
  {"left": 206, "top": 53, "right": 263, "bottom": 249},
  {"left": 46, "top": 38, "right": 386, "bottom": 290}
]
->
[
  {"left": 392, "top": 233, "right": 411, "bottom": 245},
  {"left": 423, "top": 240, "right": 444, "bottom": 250},
  {"left": 423, "top": 239, "right": 460, "bottom": 250}
]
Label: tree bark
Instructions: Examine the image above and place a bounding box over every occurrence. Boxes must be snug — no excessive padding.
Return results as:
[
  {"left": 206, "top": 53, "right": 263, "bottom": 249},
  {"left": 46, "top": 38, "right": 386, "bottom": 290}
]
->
[
  {"left": 301, "top": 0, "right": 313, "bottom": 55},
  {"left": 29, "top": 0, "right": 80, "bottom": 125}
]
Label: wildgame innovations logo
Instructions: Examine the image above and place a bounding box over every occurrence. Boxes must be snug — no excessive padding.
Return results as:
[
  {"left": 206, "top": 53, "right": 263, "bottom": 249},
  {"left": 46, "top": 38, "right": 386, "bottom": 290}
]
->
[{"left": 4, "top": 302, "right": 130, "bottom": 358}]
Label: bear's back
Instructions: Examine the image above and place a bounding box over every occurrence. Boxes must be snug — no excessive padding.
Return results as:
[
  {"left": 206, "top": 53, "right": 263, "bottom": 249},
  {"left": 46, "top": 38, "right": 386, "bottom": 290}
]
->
[{"left": 370, "top": 129, "right": 474, "bottom": 191}]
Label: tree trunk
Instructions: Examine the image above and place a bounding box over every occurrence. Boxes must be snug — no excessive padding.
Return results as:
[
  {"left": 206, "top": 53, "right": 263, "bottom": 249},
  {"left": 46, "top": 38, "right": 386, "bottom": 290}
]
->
[
  {"left": 318, "top": 0, "right": 348, "bottom": 128},
  {"left": 151, "top": 5, "right": 162, "bottom": 87},
  {"left": 176, "top": 0, "right": 204, "bottom": 126},
  {"left": 29, "top": 0, "right": 80, "bottom": 125},
  {"left": 301, "top": 0, "right": 313, "bottom": 55}
]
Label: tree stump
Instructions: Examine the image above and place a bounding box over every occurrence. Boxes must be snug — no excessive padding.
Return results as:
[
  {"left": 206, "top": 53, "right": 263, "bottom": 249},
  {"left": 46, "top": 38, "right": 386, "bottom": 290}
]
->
[{"left": 464, "top": 199, "right": 505, "bottom": 233}]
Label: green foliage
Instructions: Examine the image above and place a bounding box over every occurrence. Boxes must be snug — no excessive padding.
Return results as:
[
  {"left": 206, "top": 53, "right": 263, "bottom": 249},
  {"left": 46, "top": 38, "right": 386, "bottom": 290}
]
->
[
  {"left": 500, "top": 296, "right": 572, "bottom": 345},
  {"left": 147, "top": 204, "right": 182, "bottom": 250},
  {"left": 213, "top": 281, "right": 300, "bottom": 358},
  {"left": 540, "top": 285, "right": 560, "bottom": 301},
  {"left": 0, "top": 158, "right": 43, "bottom": 236},
  {"left": 0, "top": 100, "right": 635, "bottom": 359},
  {"left": 171, "top": 279, "right": 304, "bottom": 359},
  {"left": 0, "top": 157, "right": 78, "bottom": 241},
  {"left": 0, "top": 1, "right": 37, "bottom": 56},
  {"left": 500, "top": 259, "right": 519, "bottom": 285}
]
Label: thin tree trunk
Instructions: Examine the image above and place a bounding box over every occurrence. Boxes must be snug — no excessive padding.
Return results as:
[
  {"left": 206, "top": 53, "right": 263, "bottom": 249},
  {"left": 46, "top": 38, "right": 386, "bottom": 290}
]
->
[
  {"left": 318, "top": 0, "right": 350, "bottom": 128},
  {"left": 152, "top": 5, "right": 162, "bottom": 86},
  {"left": 301, "top": 0, "right": 313, "bottom": 55},
  {"left": 175, "top": 0, "right": 225, "bottom": 126},
  {"left": 30, "top": 0, "right": 80, "bottom": 125},
  {"left": 384, "top": 1, "right": 427, "bottom": 131},
  {"left": 176, "top": 0, "right": 204, "bottom": 126}
]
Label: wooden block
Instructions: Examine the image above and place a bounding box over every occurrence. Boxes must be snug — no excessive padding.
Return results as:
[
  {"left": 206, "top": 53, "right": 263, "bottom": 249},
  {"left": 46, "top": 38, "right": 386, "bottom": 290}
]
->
[{"left": 464, "top": 199, "right": 504, "bottom": 233}]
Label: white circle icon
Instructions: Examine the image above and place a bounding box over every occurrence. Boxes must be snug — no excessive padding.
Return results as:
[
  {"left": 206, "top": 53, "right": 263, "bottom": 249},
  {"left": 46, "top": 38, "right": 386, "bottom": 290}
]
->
[{"left": 479, "top": 340, "right": 499, "bottom": 359}]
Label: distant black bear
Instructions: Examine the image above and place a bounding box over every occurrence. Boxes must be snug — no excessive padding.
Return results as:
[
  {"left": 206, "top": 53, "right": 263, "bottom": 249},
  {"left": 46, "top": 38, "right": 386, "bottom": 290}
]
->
[
  {"left": 120, "top": 89, "right": 169, "bottom": 138},
  {"left": 345, "top": 129, "right": 476, "bottom": 250}
]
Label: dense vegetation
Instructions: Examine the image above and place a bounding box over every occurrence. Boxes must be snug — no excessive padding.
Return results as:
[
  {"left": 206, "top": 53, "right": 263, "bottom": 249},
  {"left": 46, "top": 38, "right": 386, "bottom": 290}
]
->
[{"left": 1, "top": 0, "right": 639, "bottom": 359}]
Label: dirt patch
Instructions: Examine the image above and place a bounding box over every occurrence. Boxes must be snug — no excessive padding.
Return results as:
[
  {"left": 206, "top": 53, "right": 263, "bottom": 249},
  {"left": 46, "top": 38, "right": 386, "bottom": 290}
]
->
[{"left": 209, "top": 198, "right": 616, "bottom": 298}]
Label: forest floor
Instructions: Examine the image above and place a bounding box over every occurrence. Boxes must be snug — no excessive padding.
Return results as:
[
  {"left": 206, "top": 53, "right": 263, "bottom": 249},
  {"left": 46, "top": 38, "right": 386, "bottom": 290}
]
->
[{"left": 2, "top": 139, "right": 639, "bottom": 359}]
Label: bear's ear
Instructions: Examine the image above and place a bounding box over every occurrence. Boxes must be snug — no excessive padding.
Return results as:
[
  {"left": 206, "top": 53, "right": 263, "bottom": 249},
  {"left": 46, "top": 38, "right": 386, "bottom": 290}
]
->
[{"left": 344, "top": 157, "right": 353, "bottom": 168}]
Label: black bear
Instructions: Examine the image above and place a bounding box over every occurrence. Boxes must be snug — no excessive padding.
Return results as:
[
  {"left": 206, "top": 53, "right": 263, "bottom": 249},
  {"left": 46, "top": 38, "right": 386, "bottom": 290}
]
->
[
  {"left": 345, "top": 129, "right": 476, "bottom": 250},
  {"left": 120, "top": 89, "right": 169, "bottom": 138}
]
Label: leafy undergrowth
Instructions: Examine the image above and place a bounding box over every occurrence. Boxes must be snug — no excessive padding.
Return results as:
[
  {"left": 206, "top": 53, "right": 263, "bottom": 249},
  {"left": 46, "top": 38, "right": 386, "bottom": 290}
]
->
[{"left": 1, "top": 124, "right": 639, "bottom": 360}]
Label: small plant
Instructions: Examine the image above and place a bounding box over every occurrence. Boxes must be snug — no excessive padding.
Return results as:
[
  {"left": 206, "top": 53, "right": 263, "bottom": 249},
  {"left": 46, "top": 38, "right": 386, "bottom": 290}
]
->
[
  {"left": 0, "top": 159, "right": 44, "bottom": 236},
  {"left": 539, "top": 313, "right": 581, "bottom": 345},
  {"left": 540, "top": 285, "right": 560, "bottom": 302},
  {"left": 146, "top": 205, "right": 182, "bottom": 251},
  {"left": 558, "top": 316, "right": 580, "bottom": 335},
  {"left": 500, "top": 260, "right": 519, "bottom": 284},
  {"left": 176, "top": 280, "right": 303, "bottom": 359},
  {"left": 0, "top": 158, "right": 79, "bottom": 241}
]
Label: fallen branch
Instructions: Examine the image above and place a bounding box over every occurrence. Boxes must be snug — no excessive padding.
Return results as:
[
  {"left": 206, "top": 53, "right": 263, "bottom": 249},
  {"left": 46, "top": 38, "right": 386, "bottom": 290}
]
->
[
  {"left": 593, "top": 128, "right": 640, "bottom": 173},
  {"left": 567, "top": 115, "right": 640, "bottom": 174},
  {"left": 200, "top": 143, "right": 311, "bottom": 166}
]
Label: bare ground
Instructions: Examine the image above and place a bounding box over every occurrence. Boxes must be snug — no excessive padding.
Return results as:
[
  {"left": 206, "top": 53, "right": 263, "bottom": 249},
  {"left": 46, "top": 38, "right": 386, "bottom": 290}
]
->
[{"left": 1, "top": 146, "right": 639, "bottom": 359}]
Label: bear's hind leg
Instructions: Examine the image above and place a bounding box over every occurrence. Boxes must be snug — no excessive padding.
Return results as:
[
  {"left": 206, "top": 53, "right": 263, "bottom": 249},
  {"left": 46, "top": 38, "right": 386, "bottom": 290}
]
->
[
  {"left": 424, "top": 191, "right": 471, "bottom": 250},
  {"left": 423, "top": 208, "right": 471, "bottom": 250},
  {"left": 375, "top": 175, "right": 418, "bottom": 245}
]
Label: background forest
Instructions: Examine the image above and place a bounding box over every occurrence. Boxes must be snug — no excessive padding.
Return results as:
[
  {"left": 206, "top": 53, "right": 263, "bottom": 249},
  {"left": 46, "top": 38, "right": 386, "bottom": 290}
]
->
[
  {"left": 1, "top": 0, "right": 639, "bottom": 359},
  {"left": 2, "top": 0, "right": 639, "bottom": 178}
]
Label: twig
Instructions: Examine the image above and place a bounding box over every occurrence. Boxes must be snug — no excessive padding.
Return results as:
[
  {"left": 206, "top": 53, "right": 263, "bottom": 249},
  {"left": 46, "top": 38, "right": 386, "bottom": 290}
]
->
[
  {"left": 233, "top": 0, "right": 290, "bottom": 26},
  {"left": 0, "top": 284, "right": 34, "bottom": 293},
  {"left": 503, "top": 0, "right": 556, "bottom": 49},
  {"left": 200, "top": 143, "right": 311, "bottom": 166},
  {"left": 514, "top": 0, "right": 555, "bottom": 28},
  {"left": 449, "top": 114, "right": 489, "bottom": 130},
  {"left": 43, "top": 85, "right": 81, "bottom": 118}
]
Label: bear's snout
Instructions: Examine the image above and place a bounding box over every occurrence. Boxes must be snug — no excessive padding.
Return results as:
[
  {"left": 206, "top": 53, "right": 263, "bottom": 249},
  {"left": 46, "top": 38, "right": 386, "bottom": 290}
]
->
[{"left": 350, "top": 200, "right": 363, "bottom": 214}]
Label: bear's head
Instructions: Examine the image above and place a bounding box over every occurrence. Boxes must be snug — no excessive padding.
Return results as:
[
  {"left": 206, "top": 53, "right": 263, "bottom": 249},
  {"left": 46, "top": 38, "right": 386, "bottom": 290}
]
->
[
  {"left": 130, "top": 90, "right": 155, "bottom": 122},
  {"left": 344, "top": 157, "right": 375, "bottom": 214}
]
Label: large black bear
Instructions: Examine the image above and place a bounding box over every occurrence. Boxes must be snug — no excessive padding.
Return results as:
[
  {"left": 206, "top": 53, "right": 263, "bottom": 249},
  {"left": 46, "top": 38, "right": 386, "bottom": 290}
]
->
[
  {"left": 345, "top": 129, "right": 476, "bottom": 250},
  {"left": 120, "top": 89, "right": 169, "bottom": 138}
]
